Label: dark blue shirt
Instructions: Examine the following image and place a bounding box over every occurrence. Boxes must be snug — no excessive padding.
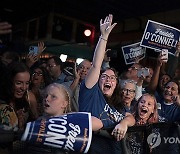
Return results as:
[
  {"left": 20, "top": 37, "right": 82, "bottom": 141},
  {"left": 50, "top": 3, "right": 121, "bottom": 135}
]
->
[
  {"left": 158, "top": 100, "right": 180, "bottom": 122},
  {"left": 79, "top": 80, "right": 125, "bottom": 129}
]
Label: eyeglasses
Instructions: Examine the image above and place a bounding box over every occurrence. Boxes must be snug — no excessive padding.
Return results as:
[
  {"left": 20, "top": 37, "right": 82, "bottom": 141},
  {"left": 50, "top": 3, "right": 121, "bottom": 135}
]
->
[
  {"left": 100, "top": 74, "right": 117, "bottom": 82},
  {"left": 46, "top": 64, "right": 57, "bottom": 68},
  {"left": 130, "top": 66, "right": 138, "bottom": 71},
  {"left": 32, "top": 72, "right": 43, "bottom": 76},
  {"left": 122, "top": 88, "right": 135, "bottom": 94}
]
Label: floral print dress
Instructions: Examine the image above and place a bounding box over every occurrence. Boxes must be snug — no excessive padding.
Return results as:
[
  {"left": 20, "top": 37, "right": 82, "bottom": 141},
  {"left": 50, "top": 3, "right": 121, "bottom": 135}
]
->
[{"left": 0, "top": 104, "right": 18, "bottom": 131}]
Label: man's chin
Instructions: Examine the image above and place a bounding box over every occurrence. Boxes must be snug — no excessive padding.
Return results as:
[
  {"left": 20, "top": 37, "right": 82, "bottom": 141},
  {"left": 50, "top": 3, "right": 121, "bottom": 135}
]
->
[{"left": 164, "top": 97, "right": 173, "bottom": 103}]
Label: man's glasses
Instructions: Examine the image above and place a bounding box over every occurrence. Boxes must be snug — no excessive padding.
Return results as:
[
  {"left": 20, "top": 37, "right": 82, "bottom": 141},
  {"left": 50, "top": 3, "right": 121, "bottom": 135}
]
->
[
  {"left": 122, "top": 88, "right": 135, "bottom": 94},
  {"left": 130, "top": 66, "right": 138, "bottom": 71},
  {"left": 46, "top": 64, "right": 57, "bottom": 68},
  {"left": 100, "top": 74, "right": 117, "bottom": 82}
]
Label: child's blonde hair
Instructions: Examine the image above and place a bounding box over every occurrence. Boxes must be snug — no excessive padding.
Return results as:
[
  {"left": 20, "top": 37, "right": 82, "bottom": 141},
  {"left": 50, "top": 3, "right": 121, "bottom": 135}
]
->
[{"left": 46, "top": 83, "right": 71, "bottom": 114}]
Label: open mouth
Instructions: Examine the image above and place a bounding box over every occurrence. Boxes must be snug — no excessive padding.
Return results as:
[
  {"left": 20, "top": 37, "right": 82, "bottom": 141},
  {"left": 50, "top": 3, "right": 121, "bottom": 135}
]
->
[
  {"left": 165, "top": 91, "right": 172, "bottom": 95},
  {"left": 140, "top": 108, "right": 148, "bottom": 116},
  {"left": 104, "top": 83, "right": 111, "bottom": 90},
  {"left": 141, "top": 109, "right": 148, "bottom": 113},
  {"left": 16, "top": 91, "right": 25, "bottom": 96},
  {"left": 146, "top": 76, "right": 151, "bottom": 80},
  {"left": 164, "top": 92, "right": 175, "bottom": 102},
  {"left": 44, "top": 103, "right": 50, "bottom": 108},
  {"left": 123, "top": 96, "right": 130, "bottom": 100}
]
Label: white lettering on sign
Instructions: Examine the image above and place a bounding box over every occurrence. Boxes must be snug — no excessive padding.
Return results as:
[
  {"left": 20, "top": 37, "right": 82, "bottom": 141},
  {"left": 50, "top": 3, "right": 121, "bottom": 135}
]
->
[
  {"left": 64, "top": 123, "right": 81, "bottom": 151},
  {"left": 44, "top": 116, "right": 67, "bottom": 148}
]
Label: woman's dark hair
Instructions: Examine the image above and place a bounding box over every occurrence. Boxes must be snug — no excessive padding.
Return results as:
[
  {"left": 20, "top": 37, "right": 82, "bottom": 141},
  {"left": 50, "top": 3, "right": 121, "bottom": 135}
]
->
[
  {"left": 0, "top": 61, "right": 30, "bottom": 105},
  {"left": 100, "top": 67, "right": 119, "bottom": 83},
  {"left": 3, "top": 50, "right": 20, "bottom": 63},
  {"left": 30, "top": 65, "right": 52, "bottom": 88},
  {"left": 99, "top": 67, "right": 123, "bottom": 111}
]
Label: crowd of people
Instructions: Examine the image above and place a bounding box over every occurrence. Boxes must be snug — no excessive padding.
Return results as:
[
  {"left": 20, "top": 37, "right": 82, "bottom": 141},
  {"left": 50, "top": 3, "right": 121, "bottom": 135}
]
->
[{"left": 0, "top": 14, "right": 180, "bottom": 154}]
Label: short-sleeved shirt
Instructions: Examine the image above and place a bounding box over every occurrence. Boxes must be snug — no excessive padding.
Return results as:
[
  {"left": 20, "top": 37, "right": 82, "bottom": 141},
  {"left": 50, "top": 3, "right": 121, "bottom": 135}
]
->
[
  {"left": 79, "top": 81, "right": 125, "bottom": 129},
  {"left": 158, "top": 100, "right": 180, "bottom": 122}
]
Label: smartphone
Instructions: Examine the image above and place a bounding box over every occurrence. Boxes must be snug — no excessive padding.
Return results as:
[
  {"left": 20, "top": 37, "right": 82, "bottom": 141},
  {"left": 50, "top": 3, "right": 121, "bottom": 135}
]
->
[
  {"left": 161, "top": 49, "right": 168, "bottom": 62},
  {"left": 137, "top": 68, "right": 150, "bottom": 77},
  {"left": 29, "top": 46, "right": 39, "bottom": 55},
  {"left": 63, "top": 62, "right": 74, "bottom": 76}
]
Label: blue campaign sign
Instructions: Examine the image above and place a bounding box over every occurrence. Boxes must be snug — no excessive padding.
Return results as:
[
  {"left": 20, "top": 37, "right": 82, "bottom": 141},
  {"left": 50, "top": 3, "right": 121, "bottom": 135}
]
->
[
  {"left": 122, "top": 42, "right": 146, "bottom": 65},
  {"left": 21, "top": 112, "right": 92, "bottom": 153},
  {"left": 140, "top": 20, "right": 180, "bottom": 55}
]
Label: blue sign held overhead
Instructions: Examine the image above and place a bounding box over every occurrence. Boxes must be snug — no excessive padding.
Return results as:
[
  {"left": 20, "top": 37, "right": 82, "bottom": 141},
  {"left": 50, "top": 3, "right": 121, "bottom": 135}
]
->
[
  {"left": 140, "top": 20, "right": 180, "bottom": 55},
  {"left": 122, "top": 42, "right": 146, "bottom": 65}
]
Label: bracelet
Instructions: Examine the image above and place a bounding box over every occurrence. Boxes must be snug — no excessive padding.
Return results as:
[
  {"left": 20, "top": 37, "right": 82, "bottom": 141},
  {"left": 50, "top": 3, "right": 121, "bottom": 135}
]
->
[{"left": 100, "top": 36, "right": 107, "bottom": 41}]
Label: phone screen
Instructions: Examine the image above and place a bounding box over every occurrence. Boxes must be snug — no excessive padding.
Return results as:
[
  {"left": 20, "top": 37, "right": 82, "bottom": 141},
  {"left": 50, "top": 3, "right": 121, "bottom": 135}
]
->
[
  {"left": 137, "top": 68, "right": 150, "bottom": 77},
  {"left": 29, "top": 46, "right": 39, "bottom": 55},
  {"left": 161, "top": 49, "right": 168, "bottom": 62}
]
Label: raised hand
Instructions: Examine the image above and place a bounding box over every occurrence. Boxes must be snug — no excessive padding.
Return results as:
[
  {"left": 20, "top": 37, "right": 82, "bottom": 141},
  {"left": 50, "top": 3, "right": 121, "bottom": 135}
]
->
[
  {"left": 74, "top": 62, "right": 80, "bottom": 80},
  {"left": 134, "top": 57, "right": 141, "bottom": 64},
  {"left": 26, "top": 52, "right": 39, "bottom": 68},
  {"left": 38, "top": 41, "right": 46, "bottom": 54},
  {"left": 100, "top": 14, "right": 117, "bottom": 40},
  {"left": 85, "top": 14, "right": 117, "bottom": 88},
  {"left": 172, "top": 95, "right": 180, "bottom": 106},
  {"left": 158, "top": 51, "right": 167, "bottom": 66}
]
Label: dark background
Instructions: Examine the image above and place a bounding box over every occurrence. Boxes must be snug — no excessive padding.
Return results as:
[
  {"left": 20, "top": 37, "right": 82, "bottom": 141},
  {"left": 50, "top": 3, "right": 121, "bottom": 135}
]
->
[
  {"left": 1, "top": 0, "right": 180, "bottom": 25},
  {"left": 1, "top": 0, "right": 180, "bottom": 74}
]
